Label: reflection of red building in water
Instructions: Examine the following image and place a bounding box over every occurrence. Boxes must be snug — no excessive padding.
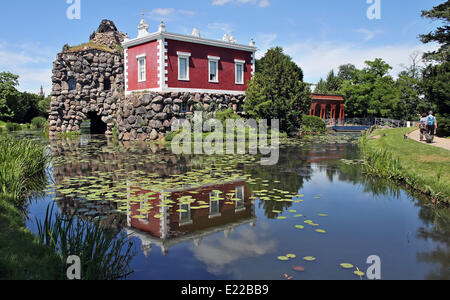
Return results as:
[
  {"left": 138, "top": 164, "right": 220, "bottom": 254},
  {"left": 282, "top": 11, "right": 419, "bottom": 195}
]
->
[
  {"left": 310, "top": 94, "right": 346, "bottom": 125},
  {"left": 125, "top": 180, "right": 256, "bottom": 257}
]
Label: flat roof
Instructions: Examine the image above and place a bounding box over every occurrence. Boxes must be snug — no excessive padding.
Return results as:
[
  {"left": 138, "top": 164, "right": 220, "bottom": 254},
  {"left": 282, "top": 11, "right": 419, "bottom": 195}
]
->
[{"left": 123, "top": 31, "right": 257, "bottom": 53}]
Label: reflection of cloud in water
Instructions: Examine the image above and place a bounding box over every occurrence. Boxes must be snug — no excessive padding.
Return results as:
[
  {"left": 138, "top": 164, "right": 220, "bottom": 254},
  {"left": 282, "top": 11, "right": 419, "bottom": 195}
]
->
[{"left": 190, "top": 227, "right": 277, "bottom": 275}]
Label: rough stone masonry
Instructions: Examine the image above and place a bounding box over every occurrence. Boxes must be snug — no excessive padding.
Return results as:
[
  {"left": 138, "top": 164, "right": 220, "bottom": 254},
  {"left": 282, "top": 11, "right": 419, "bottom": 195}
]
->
[{"left": 49, "top": 20, "right": 245, "bottom": 141}]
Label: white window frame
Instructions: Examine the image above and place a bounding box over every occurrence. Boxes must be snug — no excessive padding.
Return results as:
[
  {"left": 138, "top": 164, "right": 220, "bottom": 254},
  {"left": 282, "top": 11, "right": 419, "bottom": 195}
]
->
[
  {"left": 208, "top": 56, "right": 220, "bottom": 83},
  {"left": 235, "top": 59, "right": 245, "bottom": 85},
  {"left": 235, "top": 186, "right": 246, "bottom": 212},
  {"left": 209, "top": 191, "right": 221, "bottom": 219},
  {"left": 136, "top": 54, "right": 147, "bottom": 83},
  {"left": 177, "top": 51, "right": 191, "bottom": 81},
  {"left": 179, "top": 203, "right": 193, "bottom": 226}
]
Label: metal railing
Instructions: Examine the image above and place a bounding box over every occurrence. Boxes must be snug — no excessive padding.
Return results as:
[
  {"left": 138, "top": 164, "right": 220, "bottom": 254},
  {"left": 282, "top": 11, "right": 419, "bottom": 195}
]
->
[{"left": 325, "top": 118, "right": 408, "bottom": 128}]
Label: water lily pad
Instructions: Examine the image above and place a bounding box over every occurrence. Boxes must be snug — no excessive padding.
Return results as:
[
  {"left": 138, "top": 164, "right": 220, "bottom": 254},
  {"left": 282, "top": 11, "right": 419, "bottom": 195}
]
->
[
  {"left": 315, "top": 229, "right": 327, "bottom": 233},
  {"left": 340, "top": 263, "right": 354, "bottom": 269},
  {"left": 295, "top": 225, "right": 305, "bottom": 229},
  {"left": 303, "top": 256, "right": 316, "bottom": 261},
  {"left": 286, "top": 254, "right": 296, "bottom": 258},
  {"left": 278, "top": 256, "right": 289, "bottom": 261},
  {"left": 277, "top": 216, "right": 287, "bottom": 220}
]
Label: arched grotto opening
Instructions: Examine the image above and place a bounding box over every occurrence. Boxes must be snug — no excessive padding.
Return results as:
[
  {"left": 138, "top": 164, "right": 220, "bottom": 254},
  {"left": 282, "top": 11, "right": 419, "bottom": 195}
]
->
[{"left": 88, "top": 112, "right": 107, "bottom": 135}]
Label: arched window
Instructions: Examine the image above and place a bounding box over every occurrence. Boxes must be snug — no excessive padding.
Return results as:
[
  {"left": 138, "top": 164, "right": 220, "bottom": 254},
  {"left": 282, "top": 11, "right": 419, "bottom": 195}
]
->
[
  {"left": 104, "top": 78, "right": 111, "bottom": 91},
  {"left": 68, "top": 78, "right": 76, "bottom": 91}
]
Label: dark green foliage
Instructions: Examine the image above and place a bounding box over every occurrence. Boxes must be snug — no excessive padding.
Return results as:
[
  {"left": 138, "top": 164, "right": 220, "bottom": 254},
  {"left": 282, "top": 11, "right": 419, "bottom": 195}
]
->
[
  {"left": 0, "top": 71, "right": 50, "bottom": 124},
  {"left": 31, "top": 117, "right": 48, "bottom": 129},
  {"left": 419, "top": 1, "right": 450, "bottom": 62},
  {"left": 244, "top": 47, "right": 311, "bottom": 135},
  {"left": 302, "top": 115, "right": 326, "bottom": 134},
  {"left": 340, "top": 58, "right": 402, "bottom": 118},
  {"left": 5, "top": 122, "right": 22, "bottom": 132},
  {"left": 422, "top": 61, "right": 450, "bottom": 136}
]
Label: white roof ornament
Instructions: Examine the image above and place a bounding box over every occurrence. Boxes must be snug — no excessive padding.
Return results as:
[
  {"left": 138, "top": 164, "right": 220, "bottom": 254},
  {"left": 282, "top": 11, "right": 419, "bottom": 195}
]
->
[
  {"left": 222, "top": 33, "right": 230, "bottom": 42},
  {"left": 137, "top": 16, "right": 149, "bottom": 38},
  {"left": 250, "top": 38, "right": 255, "bottom": 47},
  {"left": 229, "top": 34, "right": 237, "bottom": 44},
  {"left": 158, "top": 21, "right": 166, "bottom": 33},
  {"left": 191, "top": 28, "right": 201, "bottom": 38}
]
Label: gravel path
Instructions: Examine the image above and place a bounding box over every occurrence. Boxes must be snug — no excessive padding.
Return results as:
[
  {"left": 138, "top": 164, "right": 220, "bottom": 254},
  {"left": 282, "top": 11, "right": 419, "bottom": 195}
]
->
[{"left": 409, "top": 129, "right": 450, "bottom": 151}]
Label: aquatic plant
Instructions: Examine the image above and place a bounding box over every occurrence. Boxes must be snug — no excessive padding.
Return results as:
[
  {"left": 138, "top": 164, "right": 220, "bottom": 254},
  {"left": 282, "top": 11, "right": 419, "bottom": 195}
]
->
[
  {"left": 359, "top": 132, "right": 449, "bottom": 204},
  {"left": 36, "top": 204, "right": 136, "bottom": 280},
  {"left": 0, "top": 135, "right": 50, "bottom": 208}
]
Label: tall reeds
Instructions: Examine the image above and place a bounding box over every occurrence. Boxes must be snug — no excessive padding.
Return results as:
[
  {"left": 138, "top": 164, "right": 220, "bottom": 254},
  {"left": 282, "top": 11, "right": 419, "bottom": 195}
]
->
[
  {"left": 36, "top": 205, "right": 136, "bottom": 280},
  {"left": 0, "top": 135, "right": 50, "bottom": 208}
]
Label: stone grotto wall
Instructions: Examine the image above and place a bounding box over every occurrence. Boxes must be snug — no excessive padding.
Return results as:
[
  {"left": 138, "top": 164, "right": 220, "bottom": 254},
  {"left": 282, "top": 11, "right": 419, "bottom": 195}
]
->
[
  {"left": 48, "top": 49, "right": 124, "bottom": 136},
  {"left": 117, "top": 92, "right": 245, "bottom": 142}
]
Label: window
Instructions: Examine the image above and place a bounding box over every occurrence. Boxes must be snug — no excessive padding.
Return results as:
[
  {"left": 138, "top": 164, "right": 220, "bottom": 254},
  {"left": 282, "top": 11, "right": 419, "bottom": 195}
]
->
[
  {"left": 177, "top": 52, "right": 191, "bottom": 81},
  {"left": 137, "top": 54, "right": 146, "bottom": 82},
  {"left": 179, "top": 203, "right": 192, "bottom": 226},
  {"left": 104, "top": 78, "right": 111, "bottom": 91},
  {"left": 209, "top": 191, "right": 221, "bottom": 218},
  {"left": 68, "top": 78, "right": 76, "bottom": 91},
  {"left": 208, "top": 56, "right": 220, "bottom": 83},
  {"left": 235, "top": 186, "right": 245, "bottom": 211},
  {"left": 235, "top": 60, "right": 245, "bottom": 85},
  {"left": 181, "top": 102, "right": 189, "bottom": 113}
]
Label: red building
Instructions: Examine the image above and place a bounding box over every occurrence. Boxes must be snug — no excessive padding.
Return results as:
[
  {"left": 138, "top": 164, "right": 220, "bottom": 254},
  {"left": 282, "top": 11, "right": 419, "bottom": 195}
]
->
[
  {"left": 125, "top": 179, "right": 255, "bottom": 256},
  {"left": 123, "top": 18, "right": 257, "bottom": 96},
  {"left": 309, "top": 94, "right": 346, "bottom": 125}
]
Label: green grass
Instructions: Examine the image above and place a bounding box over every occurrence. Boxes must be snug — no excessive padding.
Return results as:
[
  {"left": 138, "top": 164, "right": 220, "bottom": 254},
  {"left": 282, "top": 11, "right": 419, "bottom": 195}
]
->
[
  {"left": 0, "top": 135, "right": 136, "bottom": 279},
  {"left": 0, "top": 135, "right": 50, "bottom": 208},
  {"left": 362, "top": 128, "right": 450, "bottom": 204},
  {"left": 0, "top": 199, "right": 64, "bottom": 280}
]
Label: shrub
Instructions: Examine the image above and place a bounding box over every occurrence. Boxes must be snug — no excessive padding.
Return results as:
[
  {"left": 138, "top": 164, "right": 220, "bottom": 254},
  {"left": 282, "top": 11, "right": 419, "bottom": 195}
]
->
[
  {"left": 5, "top": 122, "right": 22, "bottom": 132},
  {"left": 302, "top": 115, "right": 326, "bottom": 134},
  {"left": 31, "top": 117, "right": 47, "bottom": 129},
  {"left": 215, "top": 109, "right": 241, "bottom": 126}
]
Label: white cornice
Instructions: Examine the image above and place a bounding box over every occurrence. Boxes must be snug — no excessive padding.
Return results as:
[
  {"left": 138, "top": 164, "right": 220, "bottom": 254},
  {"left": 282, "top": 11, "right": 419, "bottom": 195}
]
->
[{"left": 123, "top": 31, "right": 257, "bottom": 52}]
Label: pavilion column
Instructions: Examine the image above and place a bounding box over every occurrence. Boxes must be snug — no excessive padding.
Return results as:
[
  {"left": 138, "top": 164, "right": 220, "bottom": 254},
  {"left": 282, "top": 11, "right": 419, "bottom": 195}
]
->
[{"left": 320, "top": 104, "right": 327, "bottom": 120}]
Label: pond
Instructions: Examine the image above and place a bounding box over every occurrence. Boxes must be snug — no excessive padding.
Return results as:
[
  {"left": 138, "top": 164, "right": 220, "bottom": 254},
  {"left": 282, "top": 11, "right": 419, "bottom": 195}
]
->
[{"left": 22, "top": 132, "right": 449, "bottom": 280}]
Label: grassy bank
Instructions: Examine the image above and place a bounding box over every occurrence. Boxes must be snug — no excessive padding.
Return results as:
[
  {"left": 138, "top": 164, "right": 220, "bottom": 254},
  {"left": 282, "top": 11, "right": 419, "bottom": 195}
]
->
[
  {"left": 0, "top": 135, "right": 63, "bottom": 279},
  {"left": 0, "top": 135, "right": 135, "bottom": 280},
  {"left": 361, "top": 128, "right": 450, "bottom": 204}
]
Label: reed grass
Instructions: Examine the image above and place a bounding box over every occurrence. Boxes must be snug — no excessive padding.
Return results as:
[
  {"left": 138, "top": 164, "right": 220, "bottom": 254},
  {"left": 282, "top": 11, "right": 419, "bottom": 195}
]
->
[
  {"left": 360, "top": 129, "right": 450, "bottom": 204},
  {"left": 36, "top": 205, "right": 136, "bottom": 280},
  {"left": 0, "top": 135, "right": 50, "bottom": 208}
]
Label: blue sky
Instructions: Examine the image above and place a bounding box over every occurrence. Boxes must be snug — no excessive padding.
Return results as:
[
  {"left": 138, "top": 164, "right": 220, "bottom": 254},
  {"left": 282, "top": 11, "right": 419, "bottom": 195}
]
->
[{"left": 0, "top": 0, "right": 441, "bottom": 95}]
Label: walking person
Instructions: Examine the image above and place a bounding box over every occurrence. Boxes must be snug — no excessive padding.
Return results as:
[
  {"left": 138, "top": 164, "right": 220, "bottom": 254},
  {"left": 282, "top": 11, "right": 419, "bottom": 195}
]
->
[
  {"left": 425, "top": 111, "right": 438, "bottom": 143},
  {"left": 419, "top": 113, "right": 428, "bottom": 142}
]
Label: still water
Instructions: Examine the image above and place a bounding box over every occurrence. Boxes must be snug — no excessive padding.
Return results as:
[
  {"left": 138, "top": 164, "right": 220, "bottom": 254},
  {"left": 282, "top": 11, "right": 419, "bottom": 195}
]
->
[{"left": 24, "top": 133, "right": 449, "bottom": 280}]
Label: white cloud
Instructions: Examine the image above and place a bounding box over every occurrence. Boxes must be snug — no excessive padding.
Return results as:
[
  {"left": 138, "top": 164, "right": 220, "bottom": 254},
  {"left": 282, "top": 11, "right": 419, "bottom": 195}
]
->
[
  {"left": 355, "top": 28, "right": 382, "bottom": 42},
  {"left": 190, "top": 227, "right": 277, "bottom": 276},
  {"left": 283, "top": 41, "right": 438, "bottom": 83},
  {"left": 150, "top": 8, "right": 175, "bottom": 17},
  {"left": 212, "top": 0, "right": 270, "bottom": 8},
  {"left": 0, "top": 41, "right": 55, "bottom": 95}
]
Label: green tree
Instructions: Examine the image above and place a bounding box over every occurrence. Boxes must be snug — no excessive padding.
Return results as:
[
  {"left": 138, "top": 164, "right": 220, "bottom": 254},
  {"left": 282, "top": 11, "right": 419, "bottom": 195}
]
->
[
  {"left": 340, "top": 59, "right": 401, "bottom": 118},
  {"left": 244, "top": 47, "right": 311, "bottom": 135},
  {"left": 419, "top": 0, "right": 450, "bottom": 62},
  {"left": 422, "top": 61, "right": 450, "bottom": 136},
  {"left": 419, "top": 0, "right": 450, "bottom": 136},
  {"left": 0, "top": 72, "right": 20, "bottom": 121},
  {"left": 337, "top": 64, "right": 356, "bottom": 81}
]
